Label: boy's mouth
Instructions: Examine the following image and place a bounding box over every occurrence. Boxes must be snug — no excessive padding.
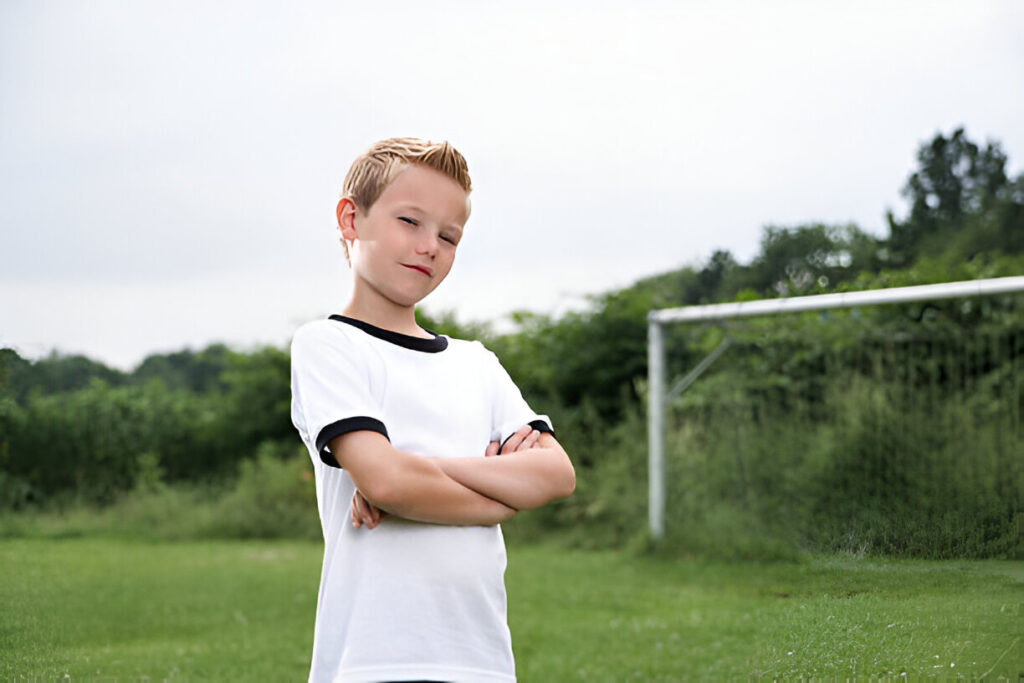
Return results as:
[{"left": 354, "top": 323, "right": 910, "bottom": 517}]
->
[{"left": 402, "top": 264, "right": 433, "bottom": 277}]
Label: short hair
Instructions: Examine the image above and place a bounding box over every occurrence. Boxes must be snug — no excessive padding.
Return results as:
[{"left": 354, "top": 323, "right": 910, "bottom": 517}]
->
[{"left": 339, "top": 137, "right": 472, "bottom": 262}]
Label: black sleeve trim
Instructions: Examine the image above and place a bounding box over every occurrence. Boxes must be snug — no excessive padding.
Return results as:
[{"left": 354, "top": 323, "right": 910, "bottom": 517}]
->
[
  {"left": 316, "top": 417, "right": 390, "bottom": 468},
  {"left": 499, "top": 419, "right": 555, "bottom": 454},
  {"left": 530, "top": 419, "right": 555, "bottom": 435}
]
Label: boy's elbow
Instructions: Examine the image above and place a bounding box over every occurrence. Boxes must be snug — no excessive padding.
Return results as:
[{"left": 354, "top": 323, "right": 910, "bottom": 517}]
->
[
  {"left": 539, "top": 438, "right": 575, "bottom": 500},
  {"left": 562, "top": 461, "right": 576, "bottom": 498},
  {"left": 552, "top": 453, "right": 576, "bottom": 500}
]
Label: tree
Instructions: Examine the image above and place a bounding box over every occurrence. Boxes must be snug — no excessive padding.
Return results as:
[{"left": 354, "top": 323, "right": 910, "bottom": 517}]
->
[
  {"left": 740, "top": 223, "right": 881, "bottom": 296},
  {"left": 887, "top": 127, "right": 1019, "bottom": 264},
  {"left": 214, "top": 347, "right": 293, "bottom": 457},
  {"left": 3, "top": 351, "right": 124, "bottom": 400},
  {"left": 131, "top": 344, "right": 232, "bottom": 393},
  {"left": 693, "top": 250, "right": 738, "bottom": 304}
]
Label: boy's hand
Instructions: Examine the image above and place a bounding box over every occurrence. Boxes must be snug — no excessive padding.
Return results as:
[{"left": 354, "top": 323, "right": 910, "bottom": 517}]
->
[
  {"left": 351, "top": 489, "right": 388, "bottom": 529},
  {"left": 482, "top": 424, "right": 543, "bottom": 456},
  {"left": 495, "top": 425, "right": 543, "bottom": 455}
]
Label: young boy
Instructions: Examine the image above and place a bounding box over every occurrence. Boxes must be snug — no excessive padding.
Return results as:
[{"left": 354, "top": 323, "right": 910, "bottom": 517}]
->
[{"left": 290, "top": 138, "right": 576, "bottom": 682}]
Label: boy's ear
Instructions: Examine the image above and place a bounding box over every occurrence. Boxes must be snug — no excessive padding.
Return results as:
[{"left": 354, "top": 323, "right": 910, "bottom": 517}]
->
[{"left": 336, "top": 197, "right": 359, "bottom": 241}]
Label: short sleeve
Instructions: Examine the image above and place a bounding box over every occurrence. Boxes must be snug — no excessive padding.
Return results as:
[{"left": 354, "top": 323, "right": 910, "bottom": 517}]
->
[
  {"left": 290, "top": 324, "right": 388, "bottom": 468},
  {"left": 483, "top": 348, "right": 554, "bottom": 450}
]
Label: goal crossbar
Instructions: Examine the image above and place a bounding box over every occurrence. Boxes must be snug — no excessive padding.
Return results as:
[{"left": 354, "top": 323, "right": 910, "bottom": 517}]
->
[
  {"left": 646, "top": 275, "right": 1024, "bottom": 540},
  {"left": 650, "top": 276, "right": 1024, "bottom": 325}
]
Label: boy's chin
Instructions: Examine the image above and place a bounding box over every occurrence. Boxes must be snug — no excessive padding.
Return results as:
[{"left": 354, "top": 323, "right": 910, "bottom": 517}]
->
[{"left": 389, "top": 290, "right": 435, "bottom": 309}]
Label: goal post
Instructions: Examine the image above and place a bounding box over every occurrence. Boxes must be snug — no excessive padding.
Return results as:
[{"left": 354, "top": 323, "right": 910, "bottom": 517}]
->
[{"left": 646, "top": 275, "right": 1024, "bottom": 541}]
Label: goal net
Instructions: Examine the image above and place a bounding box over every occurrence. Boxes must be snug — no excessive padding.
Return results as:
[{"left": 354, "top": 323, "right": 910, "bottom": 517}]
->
[{"left": 646, "top": 277, "right": 1024, "bottom": 558}]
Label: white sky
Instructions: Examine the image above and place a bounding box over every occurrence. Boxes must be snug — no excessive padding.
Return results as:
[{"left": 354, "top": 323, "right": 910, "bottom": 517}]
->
[{"left": 2, "top": 0, "right": 1022, "bottom": 370}]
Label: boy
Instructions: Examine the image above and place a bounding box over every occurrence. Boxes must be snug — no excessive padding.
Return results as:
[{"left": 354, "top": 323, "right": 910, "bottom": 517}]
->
[{"left": 290, "top": 137, "right": 576, "bottom": 682}]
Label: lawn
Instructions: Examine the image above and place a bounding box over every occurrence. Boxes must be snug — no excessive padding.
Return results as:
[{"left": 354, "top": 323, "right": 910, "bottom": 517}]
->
[{"left": 1, "top": 538, "right": 1020, "bottom": 680}]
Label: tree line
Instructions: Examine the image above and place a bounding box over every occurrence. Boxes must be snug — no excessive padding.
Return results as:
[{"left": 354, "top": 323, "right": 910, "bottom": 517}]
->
[{"left": 1, "top": 127, "right": 1021, "bottom": 557}]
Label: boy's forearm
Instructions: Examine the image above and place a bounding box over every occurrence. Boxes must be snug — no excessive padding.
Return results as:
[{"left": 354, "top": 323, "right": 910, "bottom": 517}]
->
[
  {"left": 355, "top": 446, "right": 516, "bottom": 526},
  {"left": 435, "top": 443, "right": 576, "bottom": 511},
  {"left": 377, "top": 478, "right": 516, "bottom": 526}
]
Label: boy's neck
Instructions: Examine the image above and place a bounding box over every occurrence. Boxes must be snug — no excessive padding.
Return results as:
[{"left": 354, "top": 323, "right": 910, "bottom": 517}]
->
[{"left": 341, "top": 299, "right": 432, "bottom": 339}]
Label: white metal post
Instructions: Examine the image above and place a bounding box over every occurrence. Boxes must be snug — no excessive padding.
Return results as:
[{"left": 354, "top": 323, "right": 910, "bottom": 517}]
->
[{"left": 647, "top": 316, "right": 665, "bottom": 541}]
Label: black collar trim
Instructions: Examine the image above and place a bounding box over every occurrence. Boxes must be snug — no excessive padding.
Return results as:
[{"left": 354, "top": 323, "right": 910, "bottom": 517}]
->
[{"left": 329, "top": 315, "right": 448, "bottom": 353}]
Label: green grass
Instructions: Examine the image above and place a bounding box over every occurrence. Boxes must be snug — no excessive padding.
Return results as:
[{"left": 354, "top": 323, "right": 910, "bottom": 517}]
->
[
  {"left": 1, "top": 538, "right": 1020, "bottom": 681},
  {"left": 509, "top": 547, "right": 1022, "bottom": 680},
  {"left": 0, "top": 539, "right": 318, "bottom": 680}
]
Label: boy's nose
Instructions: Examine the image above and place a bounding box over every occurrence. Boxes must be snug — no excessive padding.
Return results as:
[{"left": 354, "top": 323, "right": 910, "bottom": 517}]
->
[{"left": 415, "top": 232, "right": 438, "bottom": 257}]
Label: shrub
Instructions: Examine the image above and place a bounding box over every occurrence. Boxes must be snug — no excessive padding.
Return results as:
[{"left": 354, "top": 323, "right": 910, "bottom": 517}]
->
[{"left": 203, "top": 442, "right": 320, "bottom": 540}]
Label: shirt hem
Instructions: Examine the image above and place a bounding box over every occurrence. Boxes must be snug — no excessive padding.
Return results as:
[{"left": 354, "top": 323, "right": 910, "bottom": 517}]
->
[{"left": 332, "top": 663, "right": 515, "bottom": 683}]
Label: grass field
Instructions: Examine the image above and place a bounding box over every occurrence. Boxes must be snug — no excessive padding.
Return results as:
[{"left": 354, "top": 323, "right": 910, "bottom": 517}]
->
[{"left": 1, "top": 538, "right": 1020, "bottom": 680}]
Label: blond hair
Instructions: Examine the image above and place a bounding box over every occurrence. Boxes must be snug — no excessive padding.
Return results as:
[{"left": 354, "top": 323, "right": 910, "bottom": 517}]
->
[{"left": 338, "top": 137, "right": 472, "bottom": 262}]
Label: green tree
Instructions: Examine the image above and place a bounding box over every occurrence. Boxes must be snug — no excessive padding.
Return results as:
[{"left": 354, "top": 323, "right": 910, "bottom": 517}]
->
[
  {"left": 131, "top": 344, "right": 232, "bottom": 393},
  {"left": 886, "top": 127, "right": 1021, "bottom": 264},
  {"left": 694, "top": 249, "right": 738, "bottom": 303},
  {"left": 737, "top": 223, "right": 881, "bottom": 297},
  {"left": 214, "top": 347, "right": 293, "bottom": 458},
  {"left": 4, "top": 351, "right": 125, "bottom": 400}
]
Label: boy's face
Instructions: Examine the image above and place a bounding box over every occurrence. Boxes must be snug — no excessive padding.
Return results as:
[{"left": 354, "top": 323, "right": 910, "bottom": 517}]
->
[{"left": 338, "top": 164, "right": 470, "bottom": 310}]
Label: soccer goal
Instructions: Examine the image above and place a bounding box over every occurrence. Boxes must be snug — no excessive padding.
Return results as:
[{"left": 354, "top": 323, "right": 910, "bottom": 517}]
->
[{"left": 646, "top": 276, "right": 1024, "bottom": 555}]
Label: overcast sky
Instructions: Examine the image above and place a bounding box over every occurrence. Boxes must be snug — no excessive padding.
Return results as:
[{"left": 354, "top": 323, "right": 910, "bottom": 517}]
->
[{"left": 2, "top": 1, "right": 1022, "bottom": 370}]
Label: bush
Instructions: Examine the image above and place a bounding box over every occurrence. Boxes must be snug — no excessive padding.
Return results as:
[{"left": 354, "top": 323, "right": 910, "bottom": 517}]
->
[
  {"left": 203, "top": 441, "right": 320, "bottom": 540},
  {"left": 0, "top": 443, "right": 320, "bottom": 542}
]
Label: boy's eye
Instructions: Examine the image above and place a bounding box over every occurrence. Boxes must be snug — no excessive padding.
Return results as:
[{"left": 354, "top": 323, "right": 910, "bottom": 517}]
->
[
  {"left": 440, "top": 234, "right": 458, "bottom": 245},
  {"left": 398, "top": 216, "right": 418, "bottom": 226}
]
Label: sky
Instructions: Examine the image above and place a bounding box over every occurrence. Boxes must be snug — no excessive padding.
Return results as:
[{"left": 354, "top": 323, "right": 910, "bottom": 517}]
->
[{"left": 2, "top": 0, "right": 1022, "bottom": 370}]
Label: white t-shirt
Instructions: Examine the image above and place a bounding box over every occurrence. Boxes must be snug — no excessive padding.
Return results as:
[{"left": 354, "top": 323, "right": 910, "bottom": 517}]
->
[{"left": 290, "top": 315, "right": 552, "bottom": 683}]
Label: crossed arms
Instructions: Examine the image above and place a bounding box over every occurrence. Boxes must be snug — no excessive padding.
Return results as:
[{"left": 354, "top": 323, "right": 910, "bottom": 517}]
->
[{"left": 329, "top": 425, "right": 576, "bottom": 528}]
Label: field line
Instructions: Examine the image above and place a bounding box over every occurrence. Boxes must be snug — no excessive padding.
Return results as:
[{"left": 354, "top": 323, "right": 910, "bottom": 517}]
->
[{"left": 979, "top": 635, "right": 1019, "bottom": 679}]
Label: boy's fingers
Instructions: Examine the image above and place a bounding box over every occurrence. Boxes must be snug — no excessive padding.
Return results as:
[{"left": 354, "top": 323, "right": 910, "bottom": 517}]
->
[
  {"left": 356, "top": 495, "right": 367, "bottom": 526},
  {"left": 485, "top": 441, "right": 500, "bottom": 457},
  {"left": 500, "top": 425, "right": 532, "bottom": 454},
  {"left": 354, "top": 491, "right": 387, "bottom": 529},
  {"left": 351, "top": 495, "right": 362, "bottom": 528},
  {"left": 353, "top": 491, "right": 377, "bottom": 528},
  {"left": 511, "top": 429, "right": 540, "bottom": 453}
]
